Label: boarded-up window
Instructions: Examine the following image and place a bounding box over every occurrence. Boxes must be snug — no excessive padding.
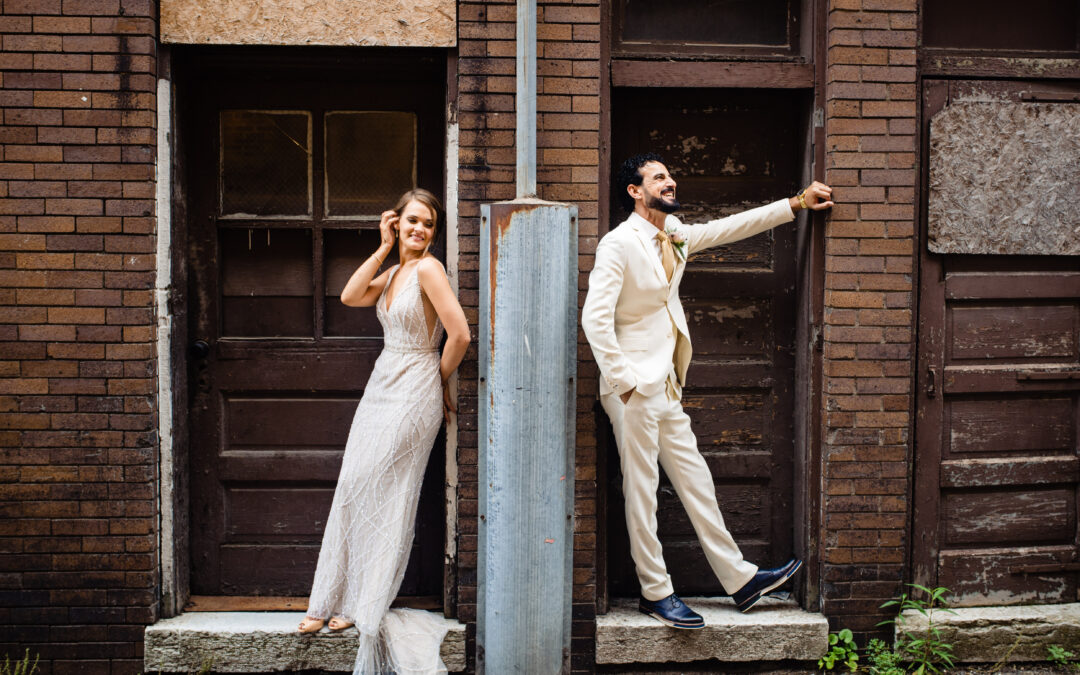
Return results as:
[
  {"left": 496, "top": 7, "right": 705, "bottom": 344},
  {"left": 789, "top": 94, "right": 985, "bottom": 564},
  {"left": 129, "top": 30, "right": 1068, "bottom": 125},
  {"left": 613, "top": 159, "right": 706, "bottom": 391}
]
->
[{"left": 928, "top": 100, "right": 1080, "bottom": 255}]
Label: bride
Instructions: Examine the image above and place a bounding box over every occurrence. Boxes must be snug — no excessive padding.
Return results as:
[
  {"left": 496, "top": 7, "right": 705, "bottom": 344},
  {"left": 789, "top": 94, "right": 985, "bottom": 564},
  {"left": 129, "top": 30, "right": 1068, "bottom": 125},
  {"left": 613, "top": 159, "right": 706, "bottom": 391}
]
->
[{"left": 297, "top": 188, "right": 469, "bottom": 675}]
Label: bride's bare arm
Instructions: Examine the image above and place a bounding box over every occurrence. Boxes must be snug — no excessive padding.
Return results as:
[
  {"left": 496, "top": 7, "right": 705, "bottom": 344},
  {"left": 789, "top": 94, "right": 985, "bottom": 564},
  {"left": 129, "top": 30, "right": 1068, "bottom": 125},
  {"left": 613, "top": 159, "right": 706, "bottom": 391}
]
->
[
  {"left": 341, "top": 210, "right": 398, "bottom": 307},
  {"left": 417, "top": 256, "right": 470, "bottom": 381}
]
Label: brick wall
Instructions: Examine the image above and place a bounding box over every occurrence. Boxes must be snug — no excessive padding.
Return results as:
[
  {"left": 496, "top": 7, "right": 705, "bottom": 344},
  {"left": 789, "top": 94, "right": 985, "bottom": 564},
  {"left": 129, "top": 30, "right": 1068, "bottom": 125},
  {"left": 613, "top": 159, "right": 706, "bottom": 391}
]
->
[
  {"left": 0, "top": 0, "right": 159, "bottom": 672},
  {"left": 820, "top": 0, "right": 917, "bottom": 635},
  {"left": 454, "top": 0, "right": 600, "bottom": 670}
]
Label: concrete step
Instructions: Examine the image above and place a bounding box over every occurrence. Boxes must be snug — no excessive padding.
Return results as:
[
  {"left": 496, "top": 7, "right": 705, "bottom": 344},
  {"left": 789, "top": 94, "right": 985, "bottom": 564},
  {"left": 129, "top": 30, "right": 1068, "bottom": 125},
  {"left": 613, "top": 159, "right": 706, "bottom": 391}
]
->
[
  {"left": 897, "top": 602, "right": 1080, "bottom": 664},
  {"left": 596, "top": 595, "right": 829, "bottom": 665},
  {"left": 144, "top": 611, "right": 466, "bottom": 673}
]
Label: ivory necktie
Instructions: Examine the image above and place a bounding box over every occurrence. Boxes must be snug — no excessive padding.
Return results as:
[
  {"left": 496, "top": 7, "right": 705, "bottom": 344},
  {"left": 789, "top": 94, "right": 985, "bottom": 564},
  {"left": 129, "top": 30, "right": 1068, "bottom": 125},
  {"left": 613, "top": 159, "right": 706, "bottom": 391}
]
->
[{"left": 655, "top": 231, "right": 675, "bottom": 282}]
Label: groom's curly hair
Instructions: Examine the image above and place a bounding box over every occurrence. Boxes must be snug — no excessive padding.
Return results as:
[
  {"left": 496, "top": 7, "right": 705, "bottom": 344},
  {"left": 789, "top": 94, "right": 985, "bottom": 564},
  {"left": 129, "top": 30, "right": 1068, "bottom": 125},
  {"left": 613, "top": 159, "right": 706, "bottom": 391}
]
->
[{"left": 615, "top": 152, "right": 666, "bottom": 214}]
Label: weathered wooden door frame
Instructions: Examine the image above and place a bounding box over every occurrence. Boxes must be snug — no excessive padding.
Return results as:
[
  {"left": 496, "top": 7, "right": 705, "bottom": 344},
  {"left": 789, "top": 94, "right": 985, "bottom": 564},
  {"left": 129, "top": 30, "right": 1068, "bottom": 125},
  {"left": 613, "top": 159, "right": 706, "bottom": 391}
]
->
[
  {"left": 158, "top": 45, "right": 459, "bottom": 616},
  {"left": 911, "top": 79, "right": 947, "bottom": 590},
  {"left": 595, "top": 0, "right": 829, "bottom": 613}
]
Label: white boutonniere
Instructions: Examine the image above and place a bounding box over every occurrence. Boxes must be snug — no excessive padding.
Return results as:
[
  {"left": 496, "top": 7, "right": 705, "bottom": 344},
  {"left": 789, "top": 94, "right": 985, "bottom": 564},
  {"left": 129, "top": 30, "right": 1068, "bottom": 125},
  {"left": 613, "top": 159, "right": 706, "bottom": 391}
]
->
[{"left": 665, "top": 225, "right": 687, "bottom": 261}]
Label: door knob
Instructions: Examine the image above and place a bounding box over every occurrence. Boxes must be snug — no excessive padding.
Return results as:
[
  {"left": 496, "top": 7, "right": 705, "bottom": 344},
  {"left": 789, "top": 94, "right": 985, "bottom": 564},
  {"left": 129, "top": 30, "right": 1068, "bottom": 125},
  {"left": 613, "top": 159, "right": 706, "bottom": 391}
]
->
[{"left": 190, "top": 339, "right": 210, "bottom": 359}]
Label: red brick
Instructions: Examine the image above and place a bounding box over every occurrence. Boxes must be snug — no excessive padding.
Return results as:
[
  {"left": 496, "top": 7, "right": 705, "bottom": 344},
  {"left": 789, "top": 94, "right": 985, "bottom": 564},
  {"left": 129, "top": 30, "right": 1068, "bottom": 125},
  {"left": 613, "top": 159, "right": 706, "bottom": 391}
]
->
[
  {"left": 830, "top": 82, "right": 888, "bottom": 100},
  {"left": 6, "top": 145, "right": 63, "bottom": 162},
  {"left": 0, "top": 199, "right": 45, "bottom": 215},
  {"left": 45, "top": 198, "right": 106, "bottom": 217},
  {"left": 8, "top": 182, "right": 67, "bottom": 198},
  {"left": 543, "top": 6, "right": 599, "bottom": 23},
  {"left": 862, "top": 101, "right": 916, "bottom": 118},
  {"left": 860, "top": 65, "right": 916, "bottom": 82},
  {"left": 33, "top": 90, "right": 92, "bottom": 109},
  {"left": 828, "top": 118, "right": 888, "bottom": 135},
  {"left": 861, "top": 29, "right": 915, "bottom": 48},
  {"left": 831, "top": 11, "right": 891, "bottom": 29},
  {"left": 826, "top": 291, "right": 886, "bottom": 308},
  {"left": 828, "top": 46, "right": 889, "bottom": 65},
  {"left": 3, "top": 34, "right": 64, "bottom": 51},
  {"left": 0, "top": 164, "right": 34, "bottom": 181},
  {"left": 0, "top": 125, "right": 36, "bottom": 144},
  {"left": 33, "top": 16, "right": 92, "bottom": 33},
  {"left": 62, "top": 0, "right": 121, "bottom": 14},
  {"left": 33, "top": 53, "right": 93, "bottom": 71},
  {"left": 0, "top": 233, "right": 46, "bottom": 250},
  {"left": 17, "top": 216, "right": 76, "bottom": 232}
]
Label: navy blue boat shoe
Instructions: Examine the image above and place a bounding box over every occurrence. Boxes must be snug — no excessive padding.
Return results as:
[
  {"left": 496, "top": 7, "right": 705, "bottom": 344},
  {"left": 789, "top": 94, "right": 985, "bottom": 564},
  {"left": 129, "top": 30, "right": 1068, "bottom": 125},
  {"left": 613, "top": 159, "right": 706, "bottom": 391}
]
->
[
  {"left": 639, "top": 593, "right": 705, "bottom": 629},
  {"left": 732, "top": 558, "right": 802, "bottom": 613}
]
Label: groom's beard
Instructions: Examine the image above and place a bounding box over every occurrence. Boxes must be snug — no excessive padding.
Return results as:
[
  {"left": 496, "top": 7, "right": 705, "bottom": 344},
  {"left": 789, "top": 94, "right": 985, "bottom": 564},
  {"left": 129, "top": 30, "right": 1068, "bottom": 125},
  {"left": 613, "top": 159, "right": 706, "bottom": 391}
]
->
[{"left": 646, "top": 192, "right": 680, "bottom": 214}]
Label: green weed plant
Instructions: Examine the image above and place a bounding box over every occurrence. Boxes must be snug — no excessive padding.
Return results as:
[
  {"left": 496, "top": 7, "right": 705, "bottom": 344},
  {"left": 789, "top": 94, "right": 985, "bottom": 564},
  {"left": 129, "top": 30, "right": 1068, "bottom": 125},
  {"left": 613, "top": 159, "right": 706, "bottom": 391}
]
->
[
  {"left": 1, "top": 650, "right": 39, "bottom": 675},
  {"left": 879, "top": 584, "right": 956, "bottom": 675},
  {"left": 819, "top": 627, "right": 860, "bottom": 671},
  {"left": 1049, "top": 644, "right": 1080, "bottom": 671},
  {"left": 865, "top": 637, "right": 905, "bottom": 675}
]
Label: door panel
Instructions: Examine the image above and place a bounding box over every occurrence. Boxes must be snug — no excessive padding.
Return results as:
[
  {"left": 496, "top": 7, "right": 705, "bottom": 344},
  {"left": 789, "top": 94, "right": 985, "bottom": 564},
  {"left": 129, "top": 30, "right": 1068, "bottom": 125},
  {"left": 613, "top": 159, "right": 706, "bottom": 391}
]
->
[
  {"left": 183, "top": 52, "right": 447, "bottom": 597},
  {"left": 608, "top": 88, "right": 806, "bottom": 595},
  {"left": 914, "top": 78, "right": 1080, "bottom": 607}
]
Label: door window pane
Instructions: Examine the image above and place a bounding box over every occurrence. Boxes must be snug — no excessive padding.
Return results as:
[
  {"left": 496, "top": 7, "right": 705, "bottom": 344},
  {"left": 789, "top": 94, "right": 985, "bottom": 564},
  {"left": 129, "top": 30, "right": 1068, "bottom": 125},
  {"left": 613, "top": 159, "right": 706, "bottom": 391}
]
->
[
  {"left": 220, "top": 110, "right": 312, "bottom": 217},
  {"left": 221, "top": 228, "right": 313, "bottom": 337},
  {"left": 924, "top": 0, "right": 1078, "bottom": 52},
  {"left": 323, "top": 229, "right": 398, "bottom": 337},
  {"left": 621, "top": 0, "right": 791, "bottom": 47},
  {"left": 325, "top": 112, "right": 417, "bottom": 217}
]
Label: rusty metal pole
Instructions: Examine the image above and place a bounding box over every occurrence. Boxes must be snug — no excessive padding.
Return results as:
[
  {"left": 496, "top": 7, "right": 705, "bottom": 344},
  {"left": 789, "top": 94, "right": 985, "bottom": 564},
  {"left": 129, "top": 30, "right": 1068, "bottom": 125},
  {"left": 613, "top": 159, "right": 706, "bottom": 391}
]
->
[{"left": 475, "top": 0, "right": 577, "bottom": 671}]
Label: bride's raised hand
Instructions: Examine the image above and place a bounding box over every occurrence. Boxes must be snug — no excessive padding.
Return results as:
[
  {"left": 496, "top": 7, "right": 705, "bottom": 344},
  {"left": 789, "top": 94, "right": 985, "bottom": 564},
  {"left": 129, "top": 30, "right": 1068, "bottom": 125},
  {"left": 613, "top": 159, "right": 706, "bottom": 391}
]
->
[{"left": 379, "top": 209, "right": 399, "bottom": 249}]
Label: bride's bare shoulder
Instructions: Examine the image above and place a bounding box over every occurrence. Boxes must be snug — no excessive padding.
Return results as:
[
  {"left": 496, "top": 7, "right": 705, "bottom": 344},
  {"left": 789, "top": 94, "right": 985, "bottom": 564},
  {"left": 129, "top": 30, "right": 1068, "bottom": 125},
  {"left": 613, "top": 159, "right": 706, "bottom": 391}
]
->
[{"left": 416, "top": 256, "right": 448, "bottom": 281}]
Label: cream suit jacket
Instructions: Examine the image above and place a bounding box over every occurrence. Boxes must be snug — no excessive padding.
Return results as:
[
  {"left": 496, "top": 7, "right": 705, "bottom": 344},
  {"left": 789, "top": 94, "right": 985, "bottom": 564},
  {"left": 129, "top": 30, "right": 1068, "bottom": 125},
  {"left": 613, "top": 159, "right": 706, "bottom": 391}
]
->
[{"left": 582, "top": 199, "right": 795, "bottom": 398}]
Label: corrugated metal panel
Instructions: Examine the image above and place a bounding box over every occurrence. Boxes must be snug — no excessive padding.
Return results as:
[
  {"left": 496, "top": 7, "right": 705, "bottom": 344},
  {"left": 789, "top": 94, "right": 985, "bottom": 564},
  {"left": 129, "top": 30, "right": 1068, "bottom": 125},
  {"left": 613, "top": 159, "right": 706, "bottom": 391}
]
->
[{"left": 478, "top": 200, "right": 577, "bottom": 673}]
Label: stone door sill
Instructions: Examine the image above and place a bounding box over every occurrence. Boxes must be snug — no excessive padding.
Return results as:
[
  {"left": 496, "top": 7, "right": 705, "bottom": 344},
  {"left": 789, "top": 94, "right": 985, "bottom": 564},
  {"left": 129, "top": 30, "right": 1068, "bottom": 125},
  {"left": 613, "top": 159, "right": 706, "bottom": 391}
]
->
[
  {"left": 596, "top": 595, "right": 829, "bottom": 665},
  {"left": 144, "top": 610, "right": 466, "bottom": 673},
  {"left": 897, "top": 602, "right": 1080, "bottom": 664}
]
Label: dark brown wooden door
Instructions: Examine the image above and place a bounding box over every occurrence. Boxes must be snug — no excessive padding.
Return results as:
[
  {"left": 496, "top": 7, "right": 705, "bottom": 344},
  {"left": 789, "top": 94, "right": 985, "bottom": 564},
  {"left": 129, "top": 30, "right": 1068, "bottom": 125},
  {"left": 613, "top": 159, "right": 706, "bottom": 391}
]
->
[
  {"left": 607, "top": 88, "right": 808, "bottom": 595},
  {"left": 181, "top": 52, "right": 446, "bottom": 597},
  {"left": 913, "top": 80, "right": 1080, "bottom": 606}
]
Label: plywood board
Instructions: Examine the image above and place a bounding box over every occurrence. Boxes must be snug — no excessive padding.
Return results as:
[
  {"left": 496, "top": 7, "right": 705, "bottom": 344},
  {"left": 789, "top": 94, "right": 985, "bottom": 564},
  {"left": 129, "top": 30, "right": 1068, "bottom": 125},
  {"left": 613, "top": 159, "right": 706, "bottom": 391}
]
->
[
  {"left": 161, "top": 0, "right": 455, "bottom": 47},
  {"left": 928, "top": 100, "right": 1080, "bottom": 255}
]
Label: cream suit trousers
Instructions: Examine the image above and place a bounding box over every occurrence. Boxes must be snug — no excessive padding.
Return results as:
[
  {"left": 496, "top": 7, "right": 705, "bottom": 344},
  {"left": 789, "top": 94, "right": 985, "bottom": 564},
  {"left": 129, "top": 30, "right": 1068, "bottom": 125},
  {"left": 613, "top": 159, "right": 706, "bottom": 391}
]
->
[{"left": 602, "top": 387, "right": 758, "bottom": 601}]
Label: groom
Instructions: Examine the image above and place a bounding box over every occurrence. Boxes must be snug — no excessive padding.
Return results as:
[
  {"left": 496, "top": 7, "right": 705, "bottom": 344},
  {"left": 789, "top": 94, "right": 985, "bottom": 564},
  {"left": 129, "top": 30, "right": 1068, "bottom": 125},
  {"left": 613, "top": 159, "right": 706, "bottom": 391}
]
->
[{"left": 583, "top": 153, "right": 833, "bottom": 628}]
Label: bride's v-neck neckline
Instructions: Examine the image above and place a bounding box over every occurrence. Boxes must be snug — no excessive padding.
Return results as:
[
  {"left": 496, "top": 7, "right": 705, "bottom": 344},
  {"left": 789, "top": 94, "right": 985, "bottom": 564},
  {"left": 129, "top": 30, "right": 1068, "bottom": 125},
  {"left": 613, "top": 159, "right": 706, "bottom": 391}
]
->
[{"left": 383, "top": 263, "right": 417, "bottom": 313}]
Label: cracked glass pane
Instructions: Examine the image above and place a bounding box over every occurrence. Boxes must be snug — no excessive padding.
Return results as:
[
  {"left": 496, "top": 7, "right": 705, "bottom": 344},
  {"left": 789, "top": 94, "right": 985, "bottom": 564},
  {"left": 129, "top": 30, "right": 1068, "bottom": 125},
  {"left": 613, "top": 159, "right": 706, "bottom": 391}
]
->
[{"left": 220, "top": 110, "right": 311, "bottom": 217}]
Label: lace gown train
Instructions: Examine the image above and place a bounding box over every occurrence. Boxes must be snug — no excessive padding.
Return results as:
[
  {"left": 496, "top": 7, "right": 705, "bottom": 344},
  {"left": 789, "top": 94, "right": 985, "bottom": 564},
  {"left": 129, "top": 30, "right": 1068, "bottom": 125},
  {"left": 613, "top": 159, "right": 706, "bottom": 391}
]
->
[{"left": 306, "top": 263, "right": 448, "bottom": 674}]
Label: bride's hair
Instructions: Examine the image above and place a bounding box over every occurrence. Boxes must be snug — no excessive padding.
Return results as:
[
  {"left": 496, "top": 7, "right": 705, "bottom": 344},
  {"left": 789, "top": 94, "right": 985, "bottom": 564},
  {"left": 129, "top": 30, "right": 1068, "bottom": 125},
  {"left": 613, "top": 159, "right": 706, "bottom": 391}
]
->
[{"left": 393, "top": 188, "right": 444, "bottom": 236}]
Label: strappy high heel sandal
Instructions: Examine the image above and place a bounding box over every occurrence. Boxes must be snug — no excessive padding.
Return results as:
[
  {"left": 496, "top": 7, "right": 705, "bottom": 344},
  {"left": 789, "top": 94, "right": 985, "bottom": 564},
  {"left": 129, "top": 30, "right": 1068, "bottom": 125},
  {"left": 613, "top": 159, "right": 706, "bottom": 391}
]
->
[
  {"left": 328, "top": 617, "right": 355, "bottom": 631},
  {"left": 298, "top": 616, "right": 325, "bottom": 633}
]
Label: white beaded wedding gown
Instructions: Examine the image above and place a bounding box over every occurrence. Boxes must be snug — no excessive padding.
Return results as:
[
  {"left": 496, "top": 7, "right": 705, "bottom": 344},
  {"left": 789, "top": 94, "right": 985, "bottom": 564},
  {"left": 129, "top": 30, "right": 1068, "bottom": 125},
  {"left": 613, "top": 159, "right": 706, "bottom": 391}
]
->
[{"left": 306, "top": 263, "right": 448, "bottom": 674}]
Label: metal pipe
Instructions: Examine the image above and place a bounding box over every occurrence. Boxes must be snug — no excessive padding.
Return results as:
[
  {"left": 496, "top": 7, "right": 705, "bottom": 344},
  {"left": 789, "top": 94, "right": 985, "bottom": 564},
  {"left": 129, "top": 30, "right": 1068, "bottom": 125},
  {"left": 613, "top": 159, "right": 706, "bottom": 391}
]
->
[{"left": 516, "top": 0, "right": 537, "bottom": 197}]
